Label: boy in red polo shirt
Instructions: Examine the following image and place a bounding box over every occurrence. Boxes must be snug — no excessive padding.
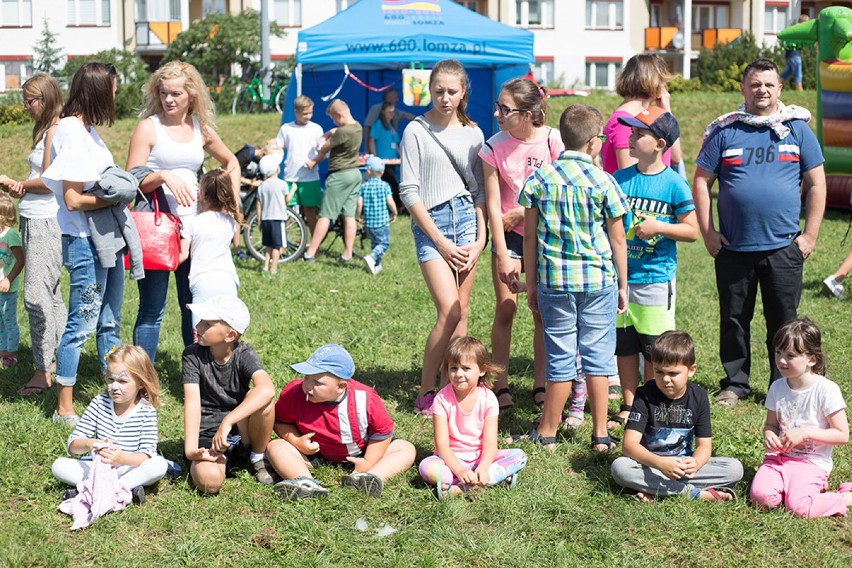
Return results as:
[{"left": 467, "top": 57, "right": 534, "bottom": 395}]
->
[{"left": 267, "top": 344, "right": 416, "bottom": 500}]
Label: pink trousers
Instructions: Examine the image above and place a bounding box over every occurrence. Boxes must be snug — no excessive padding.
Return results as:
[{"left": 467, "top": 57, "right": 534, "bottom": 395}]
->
[{"left": 750, "top": 454, "right": 848, "bottom": 518}]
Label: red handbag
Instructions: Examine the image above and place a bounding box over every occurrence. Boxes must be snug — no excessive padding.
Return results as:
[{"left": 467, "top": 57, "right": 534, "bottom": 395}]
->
[{"left": 124, "top": 191, "right": 182, "bottom": 271}]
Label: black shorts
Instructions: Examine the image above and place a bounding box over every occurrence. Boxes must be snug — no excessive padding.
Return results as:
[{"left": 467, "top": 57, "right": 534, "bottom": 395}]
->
[
  {"left": 490, "top": 231, "right": 524, "bottom": 260},
  {"left": 261, "top": 220, "right": 283, "bottom": 248},
  {"left": 615, "top": 326, "right": 659, "bottom": 359}
]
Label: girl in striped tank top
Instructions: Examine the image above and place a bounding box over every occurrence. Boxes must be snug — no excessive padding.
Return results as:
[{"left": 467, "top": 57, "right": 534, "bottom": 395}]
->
[{"left": 51, "top": 346, "right": 168, "bottom": 503}]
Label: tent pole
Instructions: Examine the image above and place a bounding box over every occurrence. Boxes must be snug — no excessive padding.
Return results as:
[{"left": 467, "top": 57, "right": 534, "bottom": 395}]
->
[{"left": 296, "top": 64, "right": 303, "bottom": 96}]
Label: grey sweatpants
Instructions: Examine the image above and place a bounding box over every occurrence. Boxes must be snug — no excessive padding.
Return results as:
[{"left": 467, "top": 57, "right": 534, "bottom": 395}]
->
[
  {"left": 611, "top": 456, "right": 743, "bottom": 499},
  {"left": 20, "top": 216, "right": 66, "bottom": 371}
]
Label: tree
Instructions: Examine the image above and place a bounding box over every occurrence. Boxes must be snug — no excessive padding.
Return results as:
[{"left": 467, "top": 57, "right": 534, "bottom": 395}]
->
[
  {"left": 31, "top": 18, "right": 63, "bottom": 75},
  {"left": 62, "top": 49, "right": 151, "bottom": 118},
  {"left": 163, "top": 9, "right": 285, "bottom": 83}
]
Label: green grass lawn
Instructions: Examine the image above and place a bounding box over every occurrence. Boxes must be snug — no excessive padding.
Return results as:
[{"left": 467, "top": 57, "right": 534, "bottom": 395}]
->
[{"left": 1, "top": 91, "right": 851, "bottom": 566}]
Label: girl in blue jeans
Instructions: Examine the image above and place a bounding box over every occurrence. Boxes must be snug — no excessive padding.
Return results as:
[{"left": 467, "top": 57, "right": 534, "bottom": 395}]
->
[{"left": 42, "top": 62, "right": 123, "bottom": 425}]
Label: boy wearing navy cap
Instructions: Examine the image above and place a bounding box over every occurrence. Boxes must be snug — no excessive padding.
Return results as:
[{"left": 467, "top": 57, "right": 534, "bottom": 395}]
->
[
  {"left": 607, "top": 107, "right": 699, "bottom": 428},
  {"left": 268, "top": 344, "right": 415, "bottom": 500}
]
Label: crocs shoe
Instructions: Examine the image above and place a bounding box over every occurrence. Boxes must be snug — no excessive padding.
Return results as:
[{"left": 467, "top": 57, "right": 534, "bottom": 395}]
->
[
  {"left": 52, "top": 411, "right": 79, "bottom": 427},
  {"left": 341, "top": 472, "right": 383, "bottom": 497},
  {"left": 274, "top": 477, "right": 329, "bottom": 501},
  {"left": 413, "top": 391, "right": 436, "bottom": 416}
]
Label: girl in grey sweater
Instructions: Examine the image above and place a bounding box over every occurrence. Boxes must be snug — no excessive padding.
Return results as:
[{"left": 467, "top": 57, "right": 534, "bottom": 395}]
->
[{"left": 398, "top": 59, "right": 486, "bottom": 416}]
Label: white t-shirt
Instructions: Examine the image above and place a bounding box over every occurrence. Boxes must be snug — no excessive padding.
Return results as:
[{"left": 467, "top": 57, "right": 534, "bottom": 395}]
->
[
  {"left": 180, "top": 211, "right": 239, "bottom": 289},
  {"left": 42, "top": 117, "right": 114, "bottom": 237},
  {"left": 764, "top": 375, "right": 847, "bottom": 473},
  {"left": 276, "top": 121, "right": 323, "bottom": 182},
  {"left": 19, "top": 133, "right": 59, "bottom": 219}
]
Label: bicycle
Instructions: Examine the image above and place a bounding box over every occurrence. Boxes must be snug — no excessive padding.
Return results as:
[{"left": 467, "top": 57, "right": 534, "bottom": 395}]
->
[
  {"left": 231, "top": 64, "right": 288, "bottom": 115},
  {"left": 238, "top": 168, "right": 308, "bottom": 263}
]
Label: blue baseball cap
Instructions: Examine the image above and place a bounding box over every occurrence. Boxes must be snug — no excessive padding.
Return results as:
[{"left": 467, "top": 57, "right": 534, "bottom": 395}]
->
[
  {"left": 365, "top": 156, "right": 385, "bottom": 173},
  {"left": 291, "top": 344, "right": 355, "bottom": 380}
]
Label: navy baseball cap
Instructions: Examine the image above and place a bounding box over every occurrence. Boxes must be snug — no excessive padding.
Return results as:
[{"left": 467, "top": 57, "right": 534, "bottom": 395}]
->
[
  {"left": 291, "top": 344, "right": 355, "bottom": 380},
  {"left": 617, "top": 106, "right": 680, "bottom": 149}
]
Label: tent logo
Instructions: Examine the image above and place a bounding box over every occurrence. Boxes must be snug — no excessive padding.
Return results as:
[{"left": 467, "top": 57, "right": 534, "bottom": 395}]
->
[{"left": 382, "top": 0, "right": 445, "bottom": 26}]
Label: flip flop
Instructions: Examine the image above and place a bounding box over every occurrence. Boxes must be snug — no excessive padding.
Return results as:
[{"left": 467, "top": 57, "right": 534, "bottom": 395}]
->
[
  {"left": 705, "top": 487, "right": 737, "bottom": 502},
  {"left": 17, "top": 383, "right": 51, "bottom": 396}
]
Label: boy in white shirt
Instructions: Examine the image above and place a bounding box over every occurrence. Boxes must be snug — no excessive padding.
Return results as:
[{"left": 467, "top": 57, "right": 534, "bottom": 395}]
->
[{"left": 276, "top": 95, "right": 324, "bottom": 234}]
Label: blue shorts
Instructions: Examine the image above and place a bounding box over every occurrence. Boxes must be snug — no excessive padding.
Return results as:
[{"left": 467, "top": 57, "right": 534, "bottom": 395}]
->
[
  {"left": 781, "top": 54, "right": 803, "bottom": 83},
  {"left": 537, "top": 285, "right": 618, "bottom": 381},
  {"left": 412, "top": 195, "right": 477, "bottom": 264}
]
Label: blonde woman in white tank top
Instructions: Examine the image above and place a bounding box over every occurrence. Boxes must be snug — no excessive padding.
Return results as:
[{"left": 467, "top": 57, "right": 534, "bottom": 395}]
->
[{"left": 126, "top": 61, "right": 239, "bottom": 363}]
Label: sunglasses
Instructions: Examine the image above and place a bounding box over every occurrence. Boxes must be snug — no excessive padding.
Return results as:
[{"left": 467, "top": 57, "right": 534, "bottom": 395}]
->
[
  {"left": 493, "top": 102, "right": 523, "bottom": 117},
  {"left": 23, "top": 97, "right": 41, "bottom": 108},
  {"left": 588, "top": 134, "right": 607, "bottom": 143}
]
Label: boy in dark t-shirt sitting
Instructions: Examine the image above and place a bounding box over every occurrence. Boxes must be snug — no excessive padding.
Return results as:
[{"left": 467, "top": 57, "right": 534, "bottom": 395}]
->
[
  {"left": 182, "top": 295, "right": 276, "bottom": 494},
  {"left": 267, "top": 344, "right": 416, "bottom": 500},
  {"left": 611, "top": 331, "right": 743, "bottom": 502}
]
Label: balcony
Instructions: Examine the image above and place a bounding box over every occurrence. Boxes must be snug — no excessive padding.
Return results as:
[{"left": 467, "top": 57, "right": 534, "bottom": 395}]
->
[
  {"left": 136, "top": 21, "right": 183, "bottom": 50},
  {"left": 645, "top": 27, "right": 741, "bottom": 51}
]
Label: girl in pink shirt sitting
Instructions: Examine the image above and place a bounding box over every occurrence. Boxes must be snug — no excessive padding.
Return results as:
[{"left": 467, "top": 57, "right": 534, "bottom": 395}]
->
[{"left": 419, "top": 337, "right": 528, "bottom": 499}]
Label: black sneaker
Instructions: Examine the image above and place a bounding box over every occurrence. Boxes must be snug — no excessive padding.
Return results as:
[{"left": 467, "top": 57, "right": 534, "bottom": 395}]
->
[
  {"left": 131, "top": 485, "right": 146, "bottom": 505},
  {"left": 61, "top": 488, "right": 78, "bottom": 501}
]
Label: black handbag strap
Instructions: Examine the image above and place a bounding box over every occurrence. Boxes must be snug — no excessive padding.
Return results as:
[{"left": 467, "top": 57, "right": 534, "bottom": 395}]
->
[{"left": 414, "top": 117, "right": 469, "bottom": 191}]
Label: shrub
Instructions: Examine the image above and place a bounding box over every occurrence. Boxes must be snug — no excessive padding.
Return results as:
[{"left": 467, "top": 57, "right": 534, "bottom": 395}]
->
[
  {"left": 0, "top": 92, "right": 29, "bottom": 125},
  {"left": 61, "top": 49, "right": 150, "bottom": 119},
  {"left": 695, "top": 32, "right": 783, "bottom": 91},
  {"left": 667, "top": 75, "right": 705, "bottom": 93}
]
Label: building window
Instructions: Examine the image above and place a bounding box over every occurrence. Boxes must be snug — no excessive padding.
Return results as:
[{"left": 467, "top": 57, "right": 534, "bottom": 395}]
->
[
  {"left": 274, "top": 0, "right": 301, "bottom": 27},
  {"left": 336, "top": 0, "right": 358, "bottom": 12},
  {"left": 67, "top": 0, "right": 110, "bottom": 26},
  {"left": 136, "top": 0, "right": 180, "bottom": 21},
  {"left": 585, "top": 1, "right": 623, "bottom": 30},
  {"left": 515, "top": 1, "right": 554, "bottom": 28},
  {"left": 202, "top": 0, "right": 225, "bottom": 16},
  {"left": 456, "top": 0, "right": 486, "bottom": 14},
  {"left": 534, "top": 60, "right": 555, "bottom": 87},
  {"left": 764, "top": 5, "right": 788, "bottom": 35},
  {"left": 585, "top": 60, "right": 621, "bottom": 90},
  {"left": 692, "top": 4, "right": 729, "bottom": 32},
  {"left": 1, "top": 0, "right": 32, "bottom": 27},
  {"left": 650, "top": 3, "right": 661, "bottom": 27}
]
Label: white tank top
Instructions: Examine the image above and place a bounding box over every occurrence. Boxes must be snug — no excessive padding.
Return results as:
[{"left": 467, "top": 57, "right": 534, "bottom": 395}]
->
[
  {"left": 145, "top": 114, "right": 205, "bottom": 219},
  {"left": 19, "top": 132, "right": 59, "bottom": 219}
]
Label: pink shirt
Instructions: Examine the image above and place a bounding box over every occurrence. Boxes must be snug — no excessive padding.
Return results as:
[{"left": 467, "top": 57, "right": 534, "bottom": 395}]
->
[
  {"left": 479, "top": 128, "right": 564, "bottom": 237},
  {"left": 431, "top": 384, "right": 498, "bottom": 462},
  {"left": 601, "top": 110, "right": 672, "bottom": 174}
]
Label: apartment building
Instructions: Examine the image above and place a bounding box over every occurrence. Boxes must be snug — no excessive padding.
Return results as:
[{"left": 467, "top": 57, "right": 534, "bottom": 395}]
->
[{"left": 1, "top": 1, "right": 848, "bottom": 92}]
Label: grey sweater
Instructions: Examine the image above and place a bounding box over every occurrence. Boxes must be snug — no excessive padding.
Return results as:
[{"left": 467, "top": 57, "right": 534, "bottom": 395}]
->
[
  {"left": 85, "top": 165, "right": 144, "bottom": 280},
  {"left": 398, "top": 117, "right": 484, "bottom": 210}
]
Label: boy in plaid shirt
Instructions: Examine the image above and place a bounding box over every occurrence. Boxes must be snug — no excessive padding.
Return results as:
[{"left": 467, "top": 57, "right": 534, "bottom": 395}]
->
[
  {"left": 518, "top": 104, "right": 629, "bottom": 453},
  {"left": 357, "top": 156, "right": 398, "bottom": 275}
]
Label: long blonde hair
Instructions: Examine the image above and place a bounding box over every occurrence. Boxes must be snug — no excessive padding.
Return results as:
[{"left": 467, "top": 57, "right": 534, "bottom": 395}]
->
[
  {"left": 105, "top": 346, "right": 162, "bottom": 407},
  {"left": 139, "top": 61, "right": 216, "bottom": 129},
  {"left": 22, "top": 73, "right": 63, "bottom": 149}
]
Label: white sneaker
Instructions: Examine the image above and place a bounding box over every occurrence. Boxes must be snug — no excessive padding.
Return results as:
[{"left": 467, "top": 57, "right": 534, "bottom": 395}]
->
[
  {"left": 823, "top": 275, "right": 845, "bottom": 300},
  {"left": 364, "top": 255, "right": 379, "bottom": 275},
  {"left": 375, "top": 263, "right": 382, "bottom": 274}
]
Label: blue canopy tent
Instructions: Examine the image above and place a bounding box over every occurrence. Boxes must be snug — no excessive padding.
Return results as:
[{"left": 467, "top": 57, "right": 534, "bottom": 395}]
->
[{"left": 280, "top": 0, "right": 534, "bottom": 141}]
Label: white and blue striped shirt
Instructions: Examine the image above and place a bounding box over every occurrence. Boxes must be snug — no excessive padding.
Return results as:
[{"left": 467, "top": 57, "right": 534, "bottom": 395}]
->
[{"left": 67, "top": 393, "right": 159, "bottom": 457}]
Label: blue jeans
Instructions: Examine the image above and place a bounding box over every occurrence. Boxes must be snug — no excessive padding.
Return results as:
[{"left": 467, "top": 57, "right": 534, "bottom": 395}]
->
[
  {"left": 366, "top": 224, "right": 390, "bottom": 264},
  {"left": 55, "top": 236, "right": 124, "bottom": 387},
  {"left": 537, "top": 285, "right": 618, "bottom": 381},
  {"left": 133, "top": 259, "right": 194, "bottom": 364}
]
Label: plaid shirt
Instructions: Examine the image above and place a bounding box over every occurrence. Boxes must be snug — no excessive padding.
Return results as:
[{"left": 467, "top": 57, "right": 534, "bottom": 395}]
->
[
  {"left": 359, "top": 177, "right": 392, "bottom": 228},
  {"left": 519, "top": 151, "right": 628, "bottom": 292}
]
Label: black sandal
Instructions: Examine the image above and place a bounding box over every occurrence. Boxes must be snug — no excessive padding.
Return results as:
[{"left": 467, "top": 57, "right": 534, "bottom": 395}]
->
[
  {"left": 607, "top": 403, "right": 632, "bottom": 429},
  {"left": 590, "top": 433, "right": 620, "bottom": 454},
  {"left": 512, "top": 429, "right": 557, "bottom": 449},
  {"left": 532, "top": 386, "right": 546, "bottom": 408},
  {"left": 496, "top": 387, "right": 514, "bottom": 413}
]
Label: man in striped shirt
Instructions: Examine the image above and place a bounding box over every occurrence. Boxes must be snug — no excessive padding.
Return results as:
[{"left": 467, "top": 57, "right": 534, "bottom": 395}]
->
[
  {"left": 519, "top": 104, "right": 628, "bottom": 453},
  {"left": 693, "top": 58, "right": 826, "bottom": 408}
]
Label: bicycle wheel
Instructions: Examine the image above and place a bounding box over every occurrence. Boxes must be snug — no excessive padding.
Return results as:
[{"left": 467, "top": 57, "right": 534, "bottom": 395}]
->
[
  {"left": 232, "top": 87, "right": 259, "bottom": 115},
  {"left": 274, "top": 84, "right": 287, "bottom": 113},
  {"left": 280, "top": 208, "right": 308, "bottom": 263},
  {"left": 243, "top": 211, "right": 265, "bottom": 262}
]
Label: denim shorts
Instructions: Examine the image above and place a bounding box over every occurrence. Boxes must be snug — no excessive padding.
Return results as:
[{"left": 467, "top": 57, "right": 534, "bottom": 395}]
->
[
  {"left": 412, "top": 195, "right": 478, "bottom": 264},
  {"left": 537, "top": 284, "right": 618, "bottom": 381}
]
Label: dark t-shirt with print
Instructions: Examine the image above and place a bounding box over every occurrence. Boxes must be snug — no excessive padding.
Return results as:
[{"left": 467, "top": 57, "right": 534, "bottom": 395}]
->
[
  {"left": 181, "top": 341, "right": 264, "bottom": 437},
  {"left": 626, "top": 381, "right": 711, "bottom": 457}
]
